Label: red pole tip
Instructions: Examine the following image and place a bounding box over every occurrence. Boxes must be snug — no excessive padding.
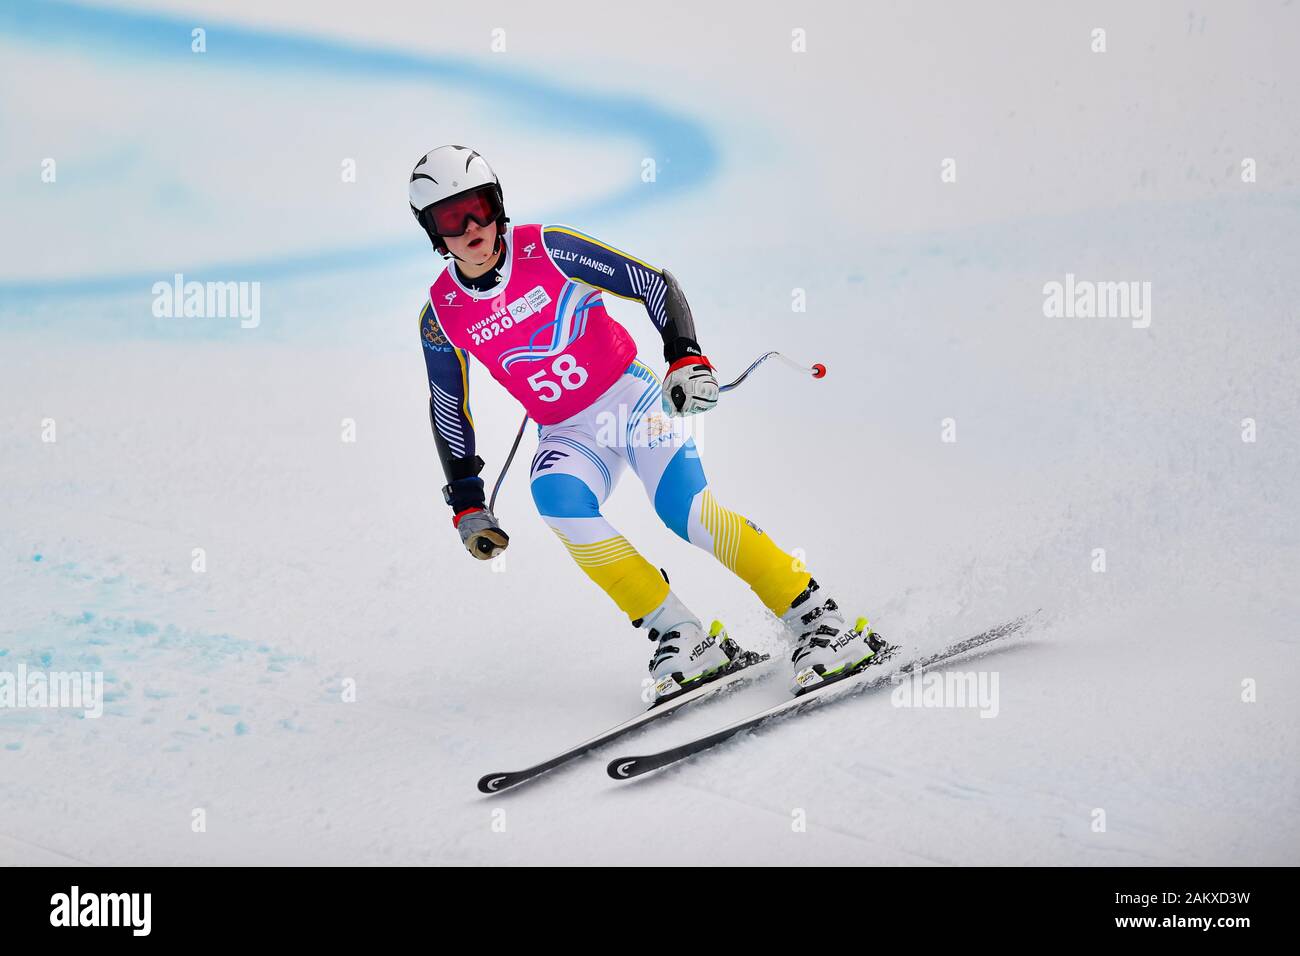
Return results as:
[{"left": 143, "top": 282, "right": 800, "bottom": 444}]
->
[{"left": 811, "top": 363, "right": 827, "bottom": 378}]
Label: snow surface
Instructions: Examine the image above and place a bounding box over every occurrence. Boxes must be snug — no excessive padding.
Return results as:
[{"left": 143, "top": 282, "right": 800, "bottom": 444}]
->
[{"left": 1, "top": 0, "right": 1297, "bottom": 865}]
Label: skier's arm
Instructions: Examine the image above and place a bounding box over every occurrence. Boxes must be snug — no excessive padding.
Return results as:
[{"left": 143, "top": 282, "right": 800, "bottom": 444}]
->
[
  {"left": 539, "top": 225, "right": 704, "bottom": 364},
  {"left": 420, "top": 302, "right": 510, "bottom": 558},
  {"left": 419, "top": 301, "right": 496, "bottom": 521}
]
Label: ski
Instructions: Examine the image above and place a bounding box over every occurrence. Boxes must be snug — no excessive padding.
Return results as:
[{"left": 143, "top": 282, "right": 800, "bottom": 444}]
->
[
  {"left": 477, "top": 645, "right": 771, "bottom": 793},
  {"left": 606, "top": 613, "right": 1036, "bottom": 780}
]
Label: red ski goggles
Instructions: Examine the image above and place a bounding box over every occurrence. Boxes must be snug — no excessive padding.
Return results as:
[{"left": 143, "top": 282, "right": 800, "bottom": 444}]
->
[{"left": 422, "top": 186, "right": 503, "bottom": 237}]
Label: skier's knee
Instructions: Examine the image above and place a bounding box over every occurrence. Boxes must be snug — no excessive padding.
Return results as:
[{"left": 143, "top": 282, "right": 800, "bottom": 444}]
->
[
  {"left": 531, "top": 473, "right": 601, "bottom": 518},
  {"left": 652, "top": 442, "right": 707, "bottom": 540}
]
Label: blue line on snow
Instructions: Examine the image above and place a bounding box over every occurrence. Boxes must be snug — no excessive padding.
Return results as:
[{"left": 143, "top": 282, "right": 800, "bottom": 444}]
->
[{"left": 0, "top": 0, "right": 718, "bottom": 299}]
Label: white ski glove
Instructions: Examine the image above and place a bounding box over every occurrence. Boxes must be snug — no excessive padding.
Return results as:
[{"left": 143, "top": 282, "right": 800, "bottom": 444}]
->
[
  {"left": 661, "top": 355, "right": 719, "bottom": 416},
  {"left": 455, "top": 507, "right": 510, "bottom": 561}
]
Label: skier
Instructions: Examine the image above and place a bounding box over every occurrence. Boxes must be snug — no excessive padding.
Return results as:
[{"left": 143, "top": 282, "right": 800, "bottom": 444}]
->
[{"left": 411, "top": 145, "right": 879, "bottom": 699}]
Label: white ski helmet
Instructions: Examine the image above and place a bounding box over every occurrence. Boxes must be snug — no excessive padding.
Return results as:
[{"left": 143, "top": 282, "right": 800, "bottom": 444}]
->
[{"left": 408, "top": 145, "right": 508, "bottom": 258}]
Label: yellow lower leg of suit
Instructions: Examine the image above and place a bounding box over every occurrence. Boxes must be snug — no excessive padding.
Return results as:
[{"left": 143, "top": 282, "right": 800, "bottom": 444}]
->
[{"left": 533, "top": 468, "right": 808, "bottom": 622}]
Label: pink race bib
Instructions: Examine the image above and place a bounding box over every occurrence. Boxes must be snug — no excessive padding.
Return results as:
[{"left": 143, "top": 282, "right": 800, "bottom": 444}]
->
[{"left": 428, "top": 223, "right": 638, "bottom": 424}]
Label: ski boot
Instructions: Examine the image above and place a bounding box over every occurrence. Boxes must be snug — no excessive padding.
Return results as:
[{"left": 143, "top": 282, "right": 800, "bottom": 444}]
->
[
  {"left": 635, "top": 590, "right": 739, "bottom": 704},
  {"left": 780, "top": 578, "right": 886, "bottom": 695}
]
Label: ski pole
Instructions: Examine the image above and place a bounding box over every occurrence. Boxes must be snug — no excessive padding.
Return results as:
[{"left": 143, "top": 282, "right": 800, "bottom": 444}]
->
[
  {"left": 488, "top": 413, "right": 530, "bottom": 513},
  {"left": 488, "top": 351, "right": 825, "bottom": 512},
  {"left": 719, "top": 351, "right": 826, "bottom": 392}
]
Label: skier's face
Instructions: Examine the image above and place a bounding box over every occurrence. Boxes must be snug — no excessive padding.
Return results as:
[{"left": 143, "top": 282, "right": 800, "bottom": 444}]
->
[{"left": 445, "top": 219, "right": 499, "bottom": 266}]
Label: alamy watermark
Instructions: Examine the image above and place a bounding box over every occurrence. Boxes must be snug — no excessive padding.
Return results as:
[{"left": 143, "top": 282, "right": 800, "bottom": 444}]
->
[
  {"left": 1043, "top": 273, "right": 1152, "bottom": 329},
  {"left": 891, "top": 662, "right": 1000, "bottom": 718},
  {"left": 0, "top": 665, "right": 104, "bottom": 718},
  {"left": 152, "top": 273, "right": 260, "bottom": 328},
  {"left": 50, "top": 886, "right": 151, "bottom": 936},
  {"left": 592, "top": 403, "right": 705, "bottom": 451}
]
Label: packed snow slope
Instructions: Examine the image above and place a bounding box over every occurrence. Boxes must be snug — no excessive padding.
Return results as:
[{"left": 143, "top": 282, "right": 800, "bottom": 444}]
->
[{"left": 1, "top": 0, "right": 1296, "bottom": 864}]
